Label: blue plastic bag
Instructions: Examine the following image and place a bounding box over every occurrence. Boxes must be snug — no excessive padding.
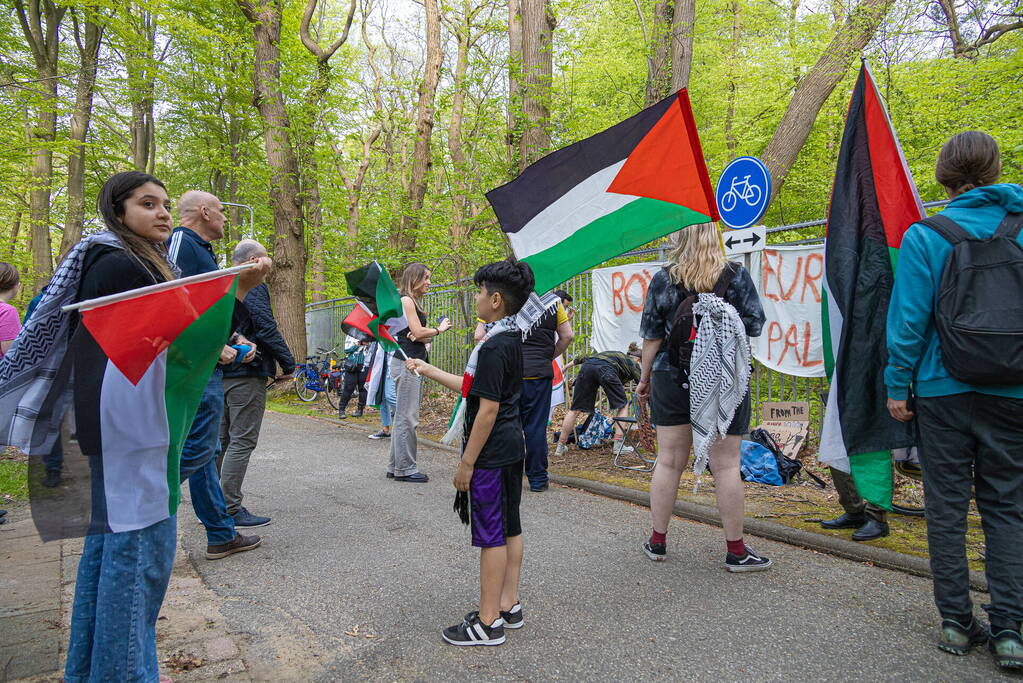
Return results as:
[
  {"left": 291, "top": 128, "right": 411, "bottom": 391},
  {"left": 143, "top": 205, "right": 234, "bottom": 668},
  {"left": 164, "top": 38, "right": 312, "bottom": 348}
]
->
[
  {"left": 740, "top": 440, "right": 784, "bottom": 486},
  {"left": 578, "top": 410, "right": 613, "bottom": 449}
]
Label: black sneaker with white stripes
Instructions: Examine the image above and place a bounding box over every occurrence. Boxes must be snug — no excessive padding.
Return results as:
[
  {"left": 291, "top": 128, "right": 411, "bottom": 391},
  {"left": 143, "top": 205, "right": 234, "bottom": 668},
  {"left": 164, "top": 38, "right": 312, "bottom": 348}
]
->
[
  {"left": 442, "top": 611, "right": 506, "bottom": 646},
  {"left": 643, "top": 541, "right": 666, "bottom": 561},
  {"left": 500, "top": 603, "right": 523, "bottom": 629},
  {"left": 725, "top": 546, "right": 773, "bottom": 572}
]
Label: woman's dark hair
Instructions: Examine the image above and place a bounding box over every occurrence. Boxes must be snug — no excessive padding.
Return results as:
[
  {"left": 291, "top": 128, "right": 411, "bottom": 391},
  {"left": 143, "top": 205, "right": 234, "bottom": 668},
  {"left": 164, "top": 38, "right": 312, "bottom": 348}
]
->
[
  {"left": 935, "top": 131, "right": 1001, "bottom": 195},
  {"left": 0, "top": 262, "right": 20, "bottom": 293},
  {"left": 554, "top": 288, "right": 572, "bottom": 303},
  {"left": 97, "top": 171, "right": 176, "bottom": 282},
  {"left": 474, "top": 258, "right": 535, "bottom": 315}
]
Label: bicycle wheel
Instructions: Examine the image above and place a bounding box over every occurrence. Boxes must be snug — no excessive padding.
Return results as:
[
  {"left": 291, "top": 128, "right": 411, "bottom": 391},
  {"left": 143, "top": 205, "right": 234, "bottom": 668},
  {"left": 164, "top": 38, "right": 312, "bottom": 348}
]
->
[
  {"left": 323, "top": 373, "right": 340, "bottom": 410},
  {"left": 745, "top": 183, "right": 762, "bottom": 207},
  {"left": 721, "top": 189, "right": 738, "bottom": 213},
  {"left": 294, "top": 371, "right": 318, "bottom": 402}
]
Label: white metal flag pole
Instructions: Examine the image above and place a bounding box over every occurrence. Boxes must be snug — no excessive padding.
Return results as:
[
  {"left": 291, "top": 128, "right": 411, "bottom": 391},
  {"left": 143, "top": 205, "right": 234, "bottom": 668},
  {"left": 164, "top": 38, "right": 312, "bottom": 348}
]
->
[{"left": 61, "top": 263, "right": 257, "bottom": 313}]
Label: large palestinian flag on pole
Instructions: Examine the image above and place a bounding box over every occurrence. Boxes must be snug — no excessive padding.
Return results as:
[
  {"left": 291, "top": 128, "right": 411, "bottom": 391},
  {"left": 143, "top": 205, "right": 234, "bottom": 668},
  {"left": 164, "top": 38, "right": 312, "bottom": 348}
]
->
[
  {"left": 68, "top": 269, "right": 238, "bottom": 536},
  {"left": 487, "top": 90, "right": 719, "bottom": 293},
  {"left": 819, "top": 61, "right": 923, "bottom": 509},
  {"left": 343, "top": 261, "right": 406, "bottom": 352}
]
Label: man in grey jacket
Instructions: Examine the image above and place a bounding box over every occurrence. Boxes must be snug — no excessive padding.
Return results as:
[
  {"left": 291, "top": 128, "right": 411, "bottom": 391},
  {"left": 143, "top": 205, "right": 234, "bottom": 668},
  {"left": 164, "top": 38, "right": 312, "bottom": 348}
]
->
[{"left": 219, "top": 240, "right": 295, "bottom": 528}]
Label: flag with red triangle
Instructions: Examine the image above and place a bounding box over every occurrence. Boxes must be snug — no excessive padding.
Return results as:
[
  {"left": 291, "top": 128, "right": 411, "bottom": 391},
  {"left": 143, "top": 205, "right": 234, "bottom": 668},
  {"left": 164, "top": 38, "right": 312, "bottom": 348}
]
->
[
  {"left": 486, "top": 89, "right": 718, "bottom": 292},
  {"left": 342, "top": 300, "right": 400, "bottom": 350}
]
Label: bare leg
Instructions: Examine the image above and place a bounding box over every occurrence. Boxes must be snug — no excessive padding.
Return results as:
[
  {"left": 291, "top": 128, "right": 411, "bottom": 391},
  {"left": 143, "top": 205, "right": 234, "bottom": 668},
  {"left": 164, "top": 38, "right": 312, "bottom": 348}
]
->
[
  {"left": 649, "top": 425, "right": 693, "bottom": 533},
  {"left": 500, "top": 534, "right": 523, "bottom": 612},
  {"left": 557, "top": 410, "right": 581, "bottom": 444},
  {"left": 709, "top": 435, "right": 744, "bottom": 541},
  {"left": 479, "top": 546, "right": 507, "bottom": 626}
]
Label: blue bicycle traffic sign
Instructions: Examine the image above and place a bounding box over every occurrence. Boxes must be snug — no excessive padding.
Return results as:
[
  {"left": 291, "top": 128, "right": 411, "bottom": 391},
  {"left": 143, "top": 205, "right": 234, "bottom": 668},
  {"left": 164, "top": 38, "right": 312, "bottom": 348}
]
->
[{"left": 715, "top": 157, "right": 772, "bottom": 230}]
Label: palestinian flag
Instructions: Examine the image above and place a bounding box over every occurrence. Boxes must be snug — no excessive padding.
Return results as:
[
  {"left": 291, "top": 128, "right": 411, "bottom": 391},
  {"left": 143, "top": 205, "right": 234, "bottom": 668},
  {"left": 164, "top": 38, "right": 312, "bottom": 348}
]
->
[
  {"left": 487, "top": 90, "right": 719, "bottom": 293},
  {"left": 819, "top": 62, "right": 922, "bottom": 509},
  {"left": 342, "top": 261, "right": 407, "bottom": 351},
  {"left": 549, "top": 358, "right": 565, "bottom": 421},
  {"left": 72, "top": 270, "right": 237, "bottom": 535}
]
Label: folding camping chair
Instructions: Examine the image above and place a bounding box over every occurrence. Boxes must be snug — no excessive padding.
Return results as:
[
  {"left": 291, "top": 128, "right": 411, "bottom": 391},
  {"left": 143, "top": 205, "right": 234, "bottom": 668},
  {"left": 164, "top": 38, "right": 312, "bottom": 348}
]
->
[{"left": 611, "top": 392, "right": 657, "bottom": 472}]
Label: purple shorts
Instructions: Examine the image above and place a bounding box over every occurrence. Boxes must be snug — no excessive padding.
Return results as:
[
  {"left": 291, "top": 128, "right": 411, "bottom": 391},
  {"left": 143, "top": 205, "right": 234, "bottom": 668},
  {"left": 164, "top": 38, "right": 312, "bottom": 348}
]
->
[{"left": 469, "top": 460, "right": 524, "bottom": 548}]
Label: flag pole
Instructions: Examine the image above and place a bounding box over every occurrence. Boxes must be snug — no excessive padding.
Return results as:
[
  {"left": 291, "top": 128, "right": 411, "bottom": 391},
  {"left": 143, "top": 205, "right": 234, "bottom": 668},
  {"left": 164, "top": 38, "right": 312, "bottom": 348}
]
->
[
  {"left": 392, "top": 344, "right": 420, "bottom": 376},
  {"left": 61, "top": 263, "right": 257, "bottom": 313}
]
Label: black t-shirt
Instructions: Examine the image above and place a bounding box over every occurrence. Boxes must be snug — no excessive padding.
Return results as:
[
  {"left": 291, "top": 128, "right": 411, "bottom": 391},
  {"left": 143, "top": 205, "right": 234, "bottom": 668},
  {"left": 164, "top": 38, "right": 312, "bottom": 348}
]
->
[
  {"left": 521, "top": 307, "right": 557, "bottom": 379},
  {"left": 396, "top": 303, "right": 428, "bottom": 361},
  {"left": 465, "top": 330, "right": 524, "bottom": 469}
]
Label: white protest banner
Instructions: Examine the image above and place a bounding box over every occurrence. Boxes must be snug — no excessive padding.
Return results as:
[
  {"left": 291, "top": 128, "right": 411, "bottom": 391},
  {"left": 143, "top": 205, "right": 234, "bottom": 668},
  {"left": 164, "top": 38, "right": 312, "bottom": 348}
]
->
[
  {"left": 747, "top": 244, "right": 826, "bottom": 377},
  {"left": 590, "top": 262, "right": 660, "bottom": 352}
]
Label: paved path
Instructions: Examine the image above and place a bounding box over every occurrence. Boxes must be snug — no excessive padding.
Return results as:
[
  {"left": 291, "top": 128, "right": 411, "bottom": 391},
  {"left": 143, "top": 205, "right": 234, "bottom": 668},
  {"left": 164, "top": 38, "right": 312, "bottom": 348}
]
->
[{"left": 175, "top": 411, "right": 1009, "bottom": 682}]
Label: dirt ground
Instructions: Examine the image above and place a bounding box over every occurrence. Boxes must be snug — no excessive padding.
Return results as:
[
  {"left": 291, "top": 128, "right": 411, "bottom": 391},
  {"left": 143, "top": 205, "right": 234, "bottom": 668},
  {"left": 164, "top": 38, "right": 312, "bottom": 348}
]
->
[{"left": 272, "top": 386, "right": 987, "bottom": 573}]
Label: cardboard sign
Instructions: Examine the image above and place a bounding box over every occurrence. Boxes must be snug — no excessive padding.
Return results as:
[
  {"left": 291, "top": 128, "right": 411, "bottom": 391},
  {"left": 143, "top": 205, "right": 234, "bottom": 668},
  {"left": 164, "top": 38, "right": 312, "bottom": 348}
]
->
[{"left": 758, "top": 401, "right": 809, "bottom": 459}]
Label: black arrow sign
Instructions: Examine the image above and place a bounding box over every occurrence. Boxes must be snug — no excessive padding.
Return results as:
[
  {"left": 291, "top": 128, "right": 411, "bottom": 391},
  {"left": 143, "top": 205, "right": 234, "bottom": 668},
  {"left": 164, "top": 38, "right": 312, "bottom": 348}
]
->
[{"left": 724, "top": 231, "right": 762, "bottom": 250}]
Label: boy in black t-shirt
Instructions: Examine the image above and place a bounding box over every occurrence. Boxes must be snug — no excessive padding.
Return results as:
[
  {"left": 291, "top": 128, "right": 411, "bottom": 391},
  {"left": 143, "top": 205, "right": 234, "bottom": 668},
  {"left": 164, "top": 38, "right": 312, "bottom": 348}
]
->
[{"left": 407, "top": 258, "right": 534, "bottom": 647}]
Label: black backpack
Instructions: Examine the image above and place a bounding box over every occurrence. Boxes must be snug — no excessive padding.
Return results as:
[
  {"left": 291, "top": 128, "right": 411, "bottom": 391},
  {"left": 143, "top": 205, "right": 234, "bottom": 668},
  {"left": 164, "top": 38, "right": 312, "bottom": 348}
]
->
[
  {"left": 919, "top": 212, "right": 1023, "bottom": 385},
  {"left": 666, "top": 262, "right": 738, "bottom": 371}
]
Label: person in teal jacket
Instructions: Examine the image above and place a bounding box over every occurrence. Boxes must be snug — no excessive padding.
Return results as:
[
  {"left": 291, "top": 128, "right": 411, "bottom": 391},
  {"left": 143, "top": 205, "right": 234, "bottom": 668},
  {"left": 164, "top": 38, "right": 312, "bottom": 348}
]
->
[{"left": 886, "top": 131, "right": 1023, "bottom": 670}]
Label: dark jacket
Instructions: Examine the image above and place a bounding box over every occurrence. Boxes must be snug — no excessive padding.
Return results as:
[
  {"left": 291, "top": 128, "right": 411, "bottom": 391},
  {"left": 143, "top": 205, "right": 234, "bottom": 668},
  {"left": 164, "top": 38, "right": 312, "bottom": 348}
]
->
[{"left": 223, "top": 283, "right": 295, "bottom": 379}]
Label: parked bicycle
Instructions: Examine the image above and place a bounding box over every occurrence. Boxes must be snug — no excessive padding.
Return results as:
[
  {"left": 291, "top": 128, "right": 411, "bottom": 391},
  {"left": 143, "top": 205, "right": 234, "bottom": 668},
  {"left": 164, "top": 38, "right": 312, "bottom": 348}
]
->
[{"left": 293, "top": 346, "right": 342, "bottom": 409}]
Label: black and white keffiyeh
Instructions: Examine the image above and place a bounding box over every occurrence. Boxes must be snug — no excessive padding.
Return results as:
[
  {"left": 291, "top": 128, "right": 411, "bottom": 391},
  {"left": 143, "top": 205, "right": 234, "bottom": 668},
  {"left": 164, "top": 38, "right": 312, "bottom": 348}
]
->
[
  {"left": 514, "top": 291, "right": 560, "bottom": 339},
  {"left": 0, "top": 231, "right": 178, "bottom": 456},
  {"left": 688, "top": 292, "right": 751, "bottom": 485}
]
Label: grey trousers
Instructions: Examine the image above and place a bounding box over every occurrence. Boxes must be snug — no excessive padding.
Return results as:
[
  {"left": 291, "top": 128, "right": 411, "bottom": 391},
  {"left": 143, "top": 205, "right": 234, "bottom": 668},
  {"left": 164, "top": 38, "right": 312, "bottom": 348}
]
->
[
  {"left": 829, "top": 467, "right": 887, "bottom": 523},
  {"left": 387, "top": 361, "right": 423, "bottom": 477},
  {"left": 218, "top": 376, "right": 267, "bottom": 516},
  {"left": 917, "top": 392, "right": 1023, "bottom": 630}
]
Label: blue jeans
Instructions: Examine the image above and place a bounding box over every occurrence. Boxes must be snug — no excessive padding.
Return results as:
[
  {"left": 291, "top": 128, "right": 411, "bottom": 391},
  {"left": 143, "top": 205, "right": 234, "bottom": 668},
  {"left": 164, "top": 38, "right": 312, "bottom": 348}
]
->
[
  {"left": 65, "top": 516, "right": 177, "bottom": 683},
  {"left": 178, "top": 370, "right": 235, "bottom": 545},
  {"left": 380, "top": 364, "right": 397, "bottom": 428},
  {"left": 520, "top": 378, "right": 553, "bottom": 489},
  {"left": 43, "top": 437, "right": 63, "bottom": 473}
]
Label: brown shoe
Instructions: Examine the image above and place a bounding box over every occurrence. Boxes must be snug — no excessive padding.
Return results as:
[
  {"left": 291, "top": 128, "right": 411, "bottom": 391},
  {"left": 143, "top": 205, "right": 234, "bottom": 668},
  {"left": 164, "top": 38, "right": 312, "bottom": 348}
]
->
[{"left": 206, "top": 533, "right": 262, "bottom": 560}]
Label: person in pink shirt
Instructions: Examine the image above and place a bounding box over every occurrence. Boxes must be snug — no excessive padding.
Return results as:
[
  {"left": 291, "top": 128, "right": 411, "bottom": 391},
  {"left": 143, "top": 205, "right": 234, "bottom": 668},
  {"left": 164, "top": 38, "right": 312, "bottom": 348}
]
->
[{"left": 0, "top": 263, "right": 20, "bottom": 358}]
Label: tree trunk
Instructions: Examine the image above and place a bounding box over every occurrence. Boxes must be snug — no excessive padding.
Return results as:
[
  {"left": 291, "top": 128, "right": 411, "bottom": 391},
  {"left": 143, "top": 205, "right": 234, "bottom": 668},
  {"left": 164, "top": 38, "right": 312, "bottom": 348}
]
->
[
  {"left": 238, "top": 0, "right": 308, "bottom": 360},
  {"left": 14, "top": 0, "right": 66, "bottom": 291},
  {"left": 518, "top": 0, "right": 553, "bottom": 170},
  {"left": 6, "top": 203, "right": 24, "bottom": 259},
  {"left": 394, "top": 0, "right": 442, "bottom": 251},
  {"left": 761, "top": 0, "right": 896, "bottom": 199},
  {"left": 448, "top": 6, "right": 471, "bottom": 249},
  {"left": 61, "top": 15, "right": 103, "bottom": 258},
  {"left": 645, "top": 0, "right": 671, "bottom": 106},
  {"left": 723, "top": 0, "right": 741, "bottom": 156},
  {"left": 127, "top": 8, "right": 157, "bottom": 173},
  {"left": 507, "top": 0, "right": 522, "bottom": 171},
  {"left": 670, "top": 0, "right": 696, "bottom": 91}
]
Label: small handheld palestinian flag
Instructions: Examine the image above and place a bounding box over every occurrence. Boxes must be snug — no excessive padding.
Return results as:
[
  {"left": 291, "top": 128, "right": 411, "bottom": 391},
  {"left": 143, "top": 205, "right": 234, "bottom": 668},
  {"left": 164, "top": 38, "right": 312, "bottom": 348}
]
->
[
  {"left": 819, "top": 61, "right": 922, "bottom": 510},
  {"left": 487, "top": 89, "right": 718, "bottom": 292},
  {"left": 54, "top": 267, "right": 242, "bottom": 538},
  {"left": 342, "top": 261, "right": 407, "bottom": 353}
]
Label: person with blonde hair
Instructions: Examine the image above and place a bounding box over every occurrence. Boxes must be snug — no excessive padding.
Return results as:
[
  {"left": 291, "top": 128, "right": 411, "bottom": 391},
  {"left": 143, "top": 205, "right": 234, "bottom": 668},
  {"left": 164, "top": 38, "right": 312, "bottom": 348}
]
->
[
  {"left": 387, "top": 262, "right": 451, "bottom": 482},
  {"left": 636, "top": 222, "right": 768, "bottom": 571}
]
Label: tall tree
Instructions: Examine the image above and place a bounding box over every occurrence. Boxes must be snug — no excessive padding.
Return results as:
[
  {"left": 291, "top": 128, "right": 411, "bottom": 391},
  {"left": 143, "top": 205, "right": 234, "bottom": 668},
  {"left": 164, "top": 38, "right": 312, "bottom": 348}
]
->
[
  {"left": 60, "top": 10, "right": 103, "bottom": 257},
  {"left": 761, "top": 0, "right": 896, "bottom": 199},
  {"left": 122, "top": 5, "right": 164, "bottom": 174},
  {"left": 670, "top": 0, "right": 695, "bottom": 91},
  {"left": 644, "top": 0, "right": 671, "bottom": 106},
  {"left": 518, "top": 0, "right": 553, "bottom": 169},
  {"left": 237, "top": 0, "right": 308, "bottom": 359},
  {"left": 393, "top": 0, "right": 442, "bottom": 251},
  {"left": 13, "top": 0, "right": 66, "bottom": 290},
  {"left": 506, "top": 0, "right": 522, "bottom": 170}
]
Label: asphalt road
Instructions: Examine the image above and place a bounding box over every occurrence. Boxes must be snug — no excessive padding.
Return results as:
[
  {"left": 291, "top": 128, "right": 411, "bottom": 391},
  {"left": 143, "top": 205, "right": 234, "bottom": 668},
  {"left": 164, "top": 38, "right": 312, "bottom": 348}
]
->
[{"left": 180, "top": 411, "right": 1008, "bottom": 682}]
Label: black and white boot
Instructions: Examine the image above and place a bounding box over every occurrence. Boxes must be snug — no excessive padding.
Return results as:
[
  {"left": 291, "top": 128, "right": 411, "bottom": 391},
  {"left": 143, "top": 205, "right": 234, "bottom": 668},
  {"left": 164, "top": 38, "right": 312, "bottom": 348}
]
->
[
  {"left": 442, "top": 611, "right": 506, "bottom": 646},
  {"left": 725, "top": 546, "right": 773, "bottom": 572}
]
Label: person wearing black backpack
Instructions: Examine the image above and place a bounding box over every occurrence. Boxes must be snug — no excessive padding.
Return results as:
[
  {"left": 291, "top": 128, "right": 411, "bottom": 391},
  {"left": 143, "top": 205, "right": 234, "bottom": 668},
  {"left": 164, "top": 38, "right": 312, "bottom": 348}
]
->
[
  {"left": 886, "top": 131, "right": 1023, "bottom": 671},
  {"left": 636, "top": 223, "right": 768, "bottom": 572}
]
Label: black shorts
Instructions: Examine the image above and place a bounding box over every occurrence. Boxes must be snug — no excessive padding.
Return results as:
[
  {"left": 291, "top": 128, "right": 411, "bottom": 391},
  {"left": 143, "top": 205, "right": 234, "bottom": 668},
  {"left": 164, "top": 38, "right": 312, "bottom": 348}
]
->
[
  {"left": 570, "top": 361, "right": 628, "bottom": 413},
  {"left": 649, "top": 368, "right": 751, "bottom": 433}
]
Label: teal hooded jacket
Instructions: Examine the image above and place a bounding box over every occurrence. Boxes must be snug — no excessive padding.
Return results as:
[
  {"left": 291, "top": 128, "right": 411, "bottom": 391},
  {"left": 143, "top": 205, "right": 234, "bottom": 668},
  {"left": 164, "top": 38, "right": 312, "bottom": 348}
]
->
[{"left": 885, "top": 183, "right": 1023, "bottom": 401}]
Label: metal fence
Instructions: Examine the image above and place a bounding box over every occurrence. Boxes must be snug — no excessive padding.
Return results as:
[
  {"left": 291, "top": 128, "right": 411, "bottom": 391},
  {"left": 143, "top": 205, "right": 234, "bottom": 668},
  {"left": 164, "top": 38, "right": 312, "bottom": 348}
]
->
[{"left": 305, "top": 200, "right": 952, "bottom": 438}]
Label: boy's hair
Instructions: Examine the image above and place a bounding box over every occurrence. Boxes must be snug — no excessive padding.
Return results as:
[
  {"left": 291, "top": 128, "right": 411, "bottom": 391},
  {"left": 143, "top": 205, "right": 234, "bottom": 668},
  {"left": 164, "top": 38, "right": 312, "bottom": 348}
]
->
[
  {"left": 473, "top": 258, "right": 535, "bottom": 315},
  {"left": 554, "top": 288, "right": 572, "bottom": 303}
]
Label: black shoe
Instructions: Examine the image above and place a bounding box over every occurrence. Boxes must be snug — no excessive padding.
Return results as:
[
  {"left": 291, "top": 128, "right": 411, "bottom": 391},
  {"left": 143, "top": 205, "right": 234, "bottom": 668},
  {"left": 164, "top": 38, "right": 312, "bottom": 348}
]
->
[
  {"left": 206, "top": 533, "right": 262, "bottom": 560},
  {"left": 725, "top": 546, "right": 773, "bottom": 572},
  {"left": 338, "top": 412, "right": 347, "bottom": 419},
  {"left": 0, "top": 509, "right": 7, "bottom": 517},
  {"left": 353, "top": 409, "right": 364, "bottom": 418},
  {"left": 394, "top": 472, "right": 429, "bottom": 483},
  {"left": 232, "top": 507, "right": 271, "bottom": 528},
  {"left": 500, "top": 603, "right": 523, "bottom": 630},
  {"left": 852, "top": 518, "right": 889, "bottom": 541},
  {"left": 529, "top": 483, "right": 548, "bottom": 492},
  {"left": 989, "top": 627, "right": 1023, "bottom": 669},
  {"left": 42, "top": 470, "right": 61, "bottom": 488},
  {"left": 938, "top": 617, "right": 988, "bottom": 656},
  {"left": 370, "top": 430, "right": 391, "bottom": 440},
  {"left": 442, "top": 611, "right": 505, "bottom": 646},
  {"left": 643, "top": 541, "right": 666, "bottom": 561},
  {"left": 386, "top": 472, "right": 394, "bottom": 479},
  {"left": 820, "top": 512, "right": 867, "bottom": 530}
]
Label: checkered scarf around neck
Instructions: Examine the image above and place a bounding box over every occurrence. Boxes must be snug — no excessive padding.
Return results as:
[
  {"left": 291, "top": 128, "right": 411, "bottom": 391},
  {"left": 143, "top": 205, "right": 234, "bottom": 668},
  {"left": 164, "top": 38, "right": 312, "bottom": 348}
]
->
[
  {"left": 688, "top": 292, "right": 751, "bottom": 489},
  {"left": 515, "top": 291, "right": 560, "bottom": 337},
  {"left": 0, "top": 231, "right": 179, "bottom": 456},
  {"left": 440, "top": 315, "right": 519, "bottom": 446}
]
